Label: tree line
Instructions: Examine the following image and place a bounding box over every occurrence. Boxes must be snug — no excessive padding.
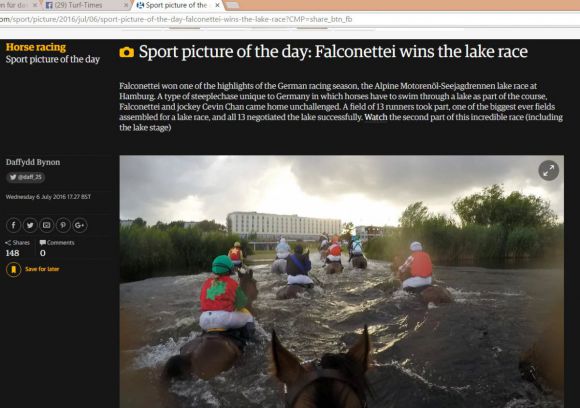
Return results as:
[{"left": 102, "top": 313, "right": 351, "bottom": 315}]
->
[
  {"left": 364, "top": 185, "right": 563, "bottom": 262},
  {"left": 120, "top": 219, "right": 251, "bottom": 282}
]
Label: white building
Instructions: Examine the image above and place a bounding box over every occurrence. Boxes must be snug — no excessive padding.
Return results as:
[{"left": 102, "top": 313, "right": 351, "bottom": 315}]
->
[{"left": 227, "top": 211, "right": 340, "bottom": 241}]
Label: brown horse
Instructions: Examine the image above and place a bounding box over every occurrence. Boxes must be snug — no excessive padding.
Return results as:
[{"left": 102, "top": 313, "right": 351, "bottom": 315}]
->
[
  {"left": 238, "top": 269, "right": 258, "bottom": 312},
  {"left": 319, "top": 249, "right": 328, "bottom": 261},
  {"left": 276, "top": 284, "right": 313, "bottom": 300},
  {"left": 390, "top": 255, "right": 403, "bottom": 273},
  {"left": 163, "top": 270, "right": 258, "bottom": 381},
  {"left": 391, "top": 267, "right": 453, "bottom": 305},
  {"left": 325, "top": 262, "right": 344, "bottom": 274},
  {"left": 351, "top": 255, "right": 367, "bottom": 269},
  {"left": 271, "top": 325, "right": 371, "bottom": 408},
  {"left": 519, "top": 301, "right": 563, "bottom": 396},
  {"left": 419, "top": 285, "right": 453, "bottom": 304}
]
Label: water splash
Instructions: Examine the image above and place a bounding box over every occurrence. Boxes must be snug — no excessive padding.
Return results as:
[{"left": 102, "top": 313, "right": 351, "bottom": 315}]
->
[
  {"left": 121, "top": 258, "right": 563, "bottom": 408},
  {"left": 133, "top": 331, "right": 200, "bottom": 369}
]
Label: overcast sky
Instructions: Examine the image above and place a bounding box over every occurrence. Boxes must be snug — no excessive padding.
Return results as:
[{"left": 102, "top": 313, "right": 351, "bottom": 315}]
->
[{"left": 120, "top": 156, "right": 564, "bottom": 227}]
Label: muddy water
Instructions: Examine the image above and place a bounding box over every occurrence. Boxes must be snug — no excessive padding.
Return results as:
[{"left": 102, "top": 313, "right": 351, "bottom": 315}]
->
[{"left": 120, "top": 255, "right": 563, "bottom": 408}]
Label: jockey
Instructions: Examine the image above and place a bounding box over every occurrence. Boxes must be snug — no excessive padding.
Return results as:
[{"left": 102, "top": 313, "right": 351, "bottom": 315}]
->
[
  {"left": 286, "top": 245, "right": 314, "bottom": 287},
  {"left": 199, "top": 255, "right": 254, "bottom": 331},
  {"left": 319, "top": 233, "right": 329, "bottom": 250},
  {"left": 326, "top": 235, "right": 342, "bottom": 264},
  {"left": 398, "top": 242, "right": 433, "bottom": 290},
  {"left": 228, "top": 241, "right": 244, "bottom": 267},
  {"left": 275, "top": 237, "right": 291, "bottom": 259},
  {"left": 348, "top": 236, "right": 364, "bottom": 262}
]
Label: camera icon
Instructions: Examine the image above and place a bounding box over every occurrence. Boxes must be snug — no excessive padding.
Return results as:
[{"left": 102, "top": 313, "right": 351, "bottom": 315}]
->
[{"left": 119, "top": 46, "right": 135, "bottom": 58}]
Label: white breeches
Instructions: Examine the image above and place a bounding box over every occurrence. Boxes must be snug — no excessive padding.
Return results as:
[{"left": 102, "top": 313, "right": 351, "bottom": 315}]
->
[
  {"left": 287, "top": 274, "right": 314, "bottom": 285},
  {"left": 402, "top": 276, "right": 432, "bottom": 288},
  {"left": 199, "top": 310, "right": 254, "bottom": 330}
]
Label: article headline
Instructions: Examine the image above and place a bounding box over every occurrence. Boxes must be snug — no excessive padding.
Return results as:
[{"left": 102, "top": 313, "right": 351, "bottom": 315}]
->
[{"left": 134, "top": 43, "right": 529, "bottom": 62}]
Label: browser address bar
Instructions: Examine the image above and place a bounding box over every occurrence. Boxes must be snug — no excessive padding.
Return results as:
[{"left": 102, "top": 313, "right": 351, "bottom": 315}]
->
[{"left": 3, "top": 12, "right": 580, "bottom": 27}]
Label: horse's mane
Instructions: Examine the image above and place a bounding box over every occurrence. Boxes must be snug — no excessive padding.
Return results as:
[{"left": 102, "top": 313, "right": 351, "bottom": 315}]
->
[
  {"left": 320, "top": 352, "right": 371, "bottom": 395},
  {"left": 299, "top": 352, "right": 372, "bottom": 407},
  {"left": 239, "top": 273, "right": 258, "bottom": 303},
  {"left": 239, "top": 273, "right": 256, "bottom": 289}
]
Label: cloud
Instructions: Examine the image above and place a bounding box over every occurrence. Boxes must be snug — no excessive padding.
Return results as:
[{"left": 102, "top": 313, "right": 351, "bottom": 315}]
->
[
  {"left": 120, "top": 155, "right": 564, "bottom": 226},
  {"left": 288, "top": 155, "right": 563, "bottom": 200}
]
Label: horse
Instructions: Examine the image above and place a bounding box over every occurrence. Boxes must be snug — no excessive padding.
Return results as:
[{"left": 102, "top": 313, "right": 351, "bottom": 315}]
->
[
  {"left": 390, "top": 255, "right": 403, "bottom": 273},
  {"left": 163, "top": 270, "right": 258, "bottom": 381},
  {"left": 319, "top": 248, "right": 328, "bottom": 261},
  {"left": 325, "top": 261, "right": 344, "bottom": 274},
  {"left": 276, "top": 283, "right": 314, "bottom": 300},
  {"left": 418, "top": 285, "right": 453, "bottom": 304},
  {"left": 519, "top": 301, "right": 563, "bottom": 396},
  {"left": 390, "top": 269, "right": 453, "bottom": 305},
  {"left": 351, "top": 255, "right": 368, "bottom": 269},
  {"left": 238, "top": 269, "right": 258, "bottom": 311},
  {"left": 270, "top": 325, "right": 371, "bottom": 408},
  {"left": 271, "top": 258, "right": 287, "bottom": 274}
]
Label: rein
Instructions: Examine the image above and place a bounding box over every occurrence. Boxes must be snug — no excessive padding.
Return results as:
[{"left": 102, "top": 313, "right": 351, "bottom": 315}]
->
[{"left": 285, "top": 363, "right": 367, "bottom": 408}]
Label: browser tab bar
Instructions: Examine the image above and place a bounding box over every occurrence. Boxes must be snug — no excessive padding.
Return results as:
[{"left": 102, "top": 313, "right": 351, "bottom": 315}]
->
[{"left": 221, "top": 0, "right": 580, "bottom": 11}]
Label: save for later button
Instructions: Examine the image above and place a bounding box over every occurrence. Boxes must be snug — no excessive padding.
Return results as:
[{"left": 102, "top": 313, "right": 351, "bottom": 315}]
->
[
  {"left": 25, "top": 265, "right": 61, "bottom": 273},
  {"left": 5, "top": 262, "right": 22, "bottom": 278}
]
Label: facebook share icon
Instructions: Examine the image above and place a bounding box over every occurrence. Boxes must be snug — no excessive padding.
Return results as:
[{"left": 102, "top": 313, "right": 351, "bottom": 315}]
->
[{"left": 6, "top": 218, "right": 21, "bottom": 233}]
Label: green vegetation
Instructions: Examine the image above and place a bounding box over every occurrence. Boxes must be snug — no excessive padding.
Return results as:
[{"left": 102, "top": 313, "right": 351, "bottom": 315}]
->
[
  {"left": 121, "top": 185, "right": 563, "bottom": 281},
  {"left": 365, "top": 185, "right": 563, "bottom": 263},
  {"left": 120, "top": 220, "right": 252, "bottom": 282},
  {"left": 341, "top": 221, "right": 355, "bottom": 241}
]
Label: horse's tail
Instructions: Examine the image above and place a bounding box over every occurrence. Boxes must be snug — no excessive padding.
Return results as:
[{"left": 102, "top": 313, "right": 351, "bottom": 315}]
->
[{"left": 163, "top": 354, "right": 192, "bottom": 381}]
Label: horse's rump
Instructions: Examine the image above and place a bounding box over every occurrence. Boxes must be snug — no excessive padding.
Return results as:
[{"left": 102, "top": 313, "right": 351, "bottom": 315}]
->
[
  {"left": 181, "top": 333, "right": 242, "bottom": 380},
  {"left": 271, "top": 258, "right": 287, "bottom": 274},
  {"left": 419, "top": 285, "right": 453, "bottom": 305},
  {"left": 352, "top": 255, "right": 367, "bottom": 269},
  {"left": 325, "top": 262, "right": 343, "bottom": 274},
  {"left": 276, "top": 284, "right": 313, "bottom": 299}
]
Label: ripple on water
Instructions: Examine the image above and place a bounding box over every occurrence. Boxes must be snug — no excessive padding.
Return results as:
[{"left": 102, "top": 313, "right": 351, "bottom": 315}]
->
[{"left": 121, "top": 258, "right": 563, "bottom": 408}]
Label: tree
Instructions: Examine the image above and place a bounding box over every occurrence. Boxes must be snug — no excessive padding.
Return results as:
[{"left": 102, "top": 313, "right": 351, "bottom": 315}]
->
[
  {"left": 453, "top": 184, "right": 556, "bottom": 230},
  {"left": 399, "top": 202, "right": 429, "bottom": 228},
  {"left": 196, "top": 219, "right": 227, "bottom": 233},
  {"left": 132, "top": 217, "right": 147, "bottom": 228},
  {"left": 341, "top": 221, "right": 354, "bottom": 241},
  {"left": 153, "top": 221, "right": 167, "bottom": 230},
  {"left": 342, "top": 222, "right": 355, "bottom": 234}
]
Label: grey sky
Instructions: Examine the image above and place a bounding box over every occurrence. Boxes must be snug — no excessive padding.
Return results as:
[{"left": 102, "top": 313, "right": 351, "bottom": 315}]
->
[{"left": 120, "top": 155, "right": 564, "bottom": 227}]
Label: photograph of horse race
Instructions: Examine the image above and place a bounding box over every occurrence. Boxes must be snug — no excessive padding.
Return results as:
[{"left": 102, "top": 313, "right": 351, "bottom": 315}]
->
[{"left": 119, "top": 156, "right": 564, "bottom": 408}]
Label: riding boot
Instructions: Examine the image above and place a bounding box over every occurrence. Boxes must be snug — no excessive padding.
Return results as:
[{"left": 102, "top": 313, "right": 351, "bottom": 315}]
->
[{"left": 240, "top": 321, "right": 256, "bottom": 342}]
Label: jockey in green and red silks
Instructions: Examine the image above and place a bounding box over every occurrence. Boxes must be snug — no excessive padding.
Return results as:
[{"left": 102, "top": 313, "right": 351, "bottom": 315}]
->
[{"left": 199, "top": 255, "right": 253, "bottom": 331}]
